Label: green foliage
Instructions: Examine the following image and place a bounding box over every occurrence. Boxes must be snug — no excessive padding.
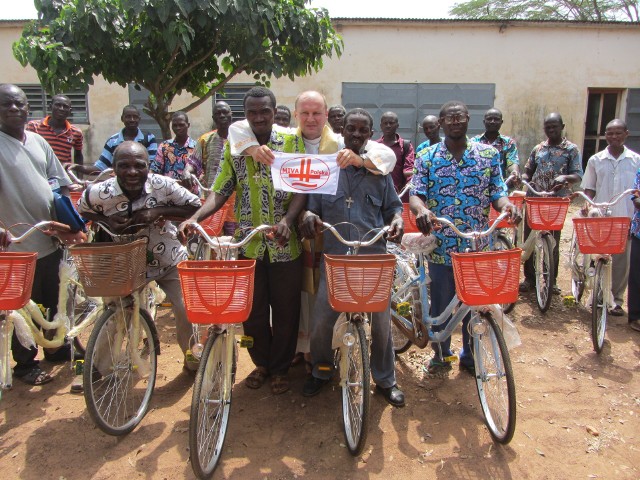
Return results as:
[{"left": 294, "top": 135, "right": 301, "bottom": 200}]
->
[
  {"left": 14, "top": 0, "right": 343, "bottom": 137},
  {"left": 450, "top": 0, "right": 639, "bottom": 21}
]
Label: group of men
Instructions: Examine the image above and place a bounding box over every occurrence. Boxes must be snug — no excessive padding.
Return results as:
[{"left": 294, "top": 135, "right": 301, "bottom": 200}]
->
[{"left": 2, "top": 79, "right": 640, "bottom": 405}]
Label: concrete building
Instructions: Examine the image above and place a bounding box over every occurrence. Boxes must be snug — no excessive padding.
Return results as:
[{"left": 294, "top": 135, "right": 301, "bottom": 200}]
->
[{"left": 2, "top": 17, "right": 639, "bottom": 166}]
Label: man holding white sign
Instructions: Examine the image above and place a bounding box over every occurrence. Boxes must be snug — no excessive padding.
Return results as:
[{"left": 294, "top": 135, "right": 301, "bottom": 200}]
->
[
  {"left": 227, "top": 91, "right": 396, "bottom": 371},
  {"left": 300, "top": 108, "right": 405, "bottom": 407}
]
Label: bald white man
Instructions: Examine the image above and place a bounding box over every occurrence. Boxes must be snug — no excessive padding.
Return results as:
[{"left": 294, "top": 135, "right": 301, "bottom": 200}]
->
[{"left": 227, "top": 90, "right": 396, "bottom": 370}]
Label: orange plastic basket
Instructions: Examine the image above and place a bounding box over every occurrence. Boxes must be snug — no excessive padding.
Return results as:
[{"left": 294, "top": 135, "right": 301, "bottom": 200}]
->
[
  {"left": 451, "top": 249, "right": 522, "bottom": 306},
  {"left": 201, "top": 203, "right": 232, "bottom": 237},
  {"left": 489, "top": 196, "right": 524, "bottom": 228},
  {"left": 525, "top": 197, "right": 570, "bottom": 230},
  {"left": 177, "top": 260, "right": 255, "bottom": 324},
  {"left": 572, "top": 217, "right": 630, "bottom": 254},
  {"left": 0, "top": 252, "right": 37, "bottom": 310},
  {"left": 324, "top": 254, "right": 396, "bottom": 313},
  {"left": 401, "top": 204, "right": 419, "bottom": 233}
]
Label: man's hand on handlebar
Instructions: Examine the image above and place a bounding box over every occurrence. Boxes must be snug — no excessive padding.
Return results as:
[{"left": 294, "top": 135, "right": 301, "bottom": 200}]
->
[
  {"left": 300, "top": 212, "right": 323, "bottom": 239},
  {"left": 387, "top": 215, "right": 404, "bottom": 243}
]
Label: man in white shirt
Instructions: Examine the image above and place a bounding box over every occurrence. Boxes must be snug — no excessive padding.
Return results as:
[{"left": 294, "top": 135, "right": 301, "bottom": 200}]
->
[{"left": 581, "top": 119, "right": 640, "bottom": 316}]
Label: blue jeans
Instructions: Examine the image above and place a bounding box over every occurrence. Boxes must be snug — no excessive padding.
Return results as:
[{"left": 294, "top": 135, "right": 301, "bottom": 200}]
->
[{"left": 428, "top": 262, "right": 473, "bottom": 367}]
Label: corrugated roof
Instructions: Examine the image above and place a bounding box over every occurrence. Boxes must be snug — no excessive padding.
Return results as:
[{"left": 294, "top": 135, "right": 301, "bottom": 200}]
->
[{"left": 331, "top": 17, "right": 640, "bottom": 25}]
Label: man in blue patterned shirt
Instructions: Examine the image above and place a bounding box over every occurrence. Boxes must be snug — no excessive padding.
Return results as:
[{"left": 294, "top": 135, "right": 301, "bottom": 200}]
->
[
  {"left": 628, "top": 168, "right": 640, "bottom": 332},
  {"left": 520, "top": 113, "right": 583, "bottom": 294},
  {"left": 415, "top": 114, "right": 441, "bottom": 159},
  {"left": 410, "top": 101, "right": 517, "bottom": 375},
  {"left": 471, "top": 108, "right": 520, "bottom": 187}
]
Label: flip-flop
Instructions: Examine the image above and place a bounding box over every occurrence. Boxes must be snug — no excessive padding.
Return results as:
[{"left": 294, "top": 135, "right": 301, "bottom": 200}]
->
[
  {"left": 245, "top": 367, "right": 268, "bottom": 389},
  {"left": 18, "top": 366, "right": 53, "bottom": 386},
  {"left": 270, "top": 375, "right": 290, "bottom": 395}
]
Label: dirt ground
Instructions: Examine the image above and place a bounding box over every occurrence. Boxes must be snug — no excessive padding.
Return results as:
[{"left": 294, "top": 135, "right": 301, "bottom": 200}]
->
[{"left": 1, "top": 207, "right": 639, "bottom": 480}]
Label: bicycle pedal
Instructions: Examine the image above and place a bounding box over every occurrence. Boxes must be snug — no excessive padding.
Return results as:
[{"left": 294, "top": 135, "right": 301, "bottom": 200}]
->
[
  {"left": 563, "top": 295, "right": 576, "bottom": 307},
  {"left": 239, "top": 336, "right": 254, "bottom": 348},
  {"left": 185, "top": 349, "right": 198, "bottom": 363},
  {"left": 443, "top": 355, "right": 458, "bottom": 363}
]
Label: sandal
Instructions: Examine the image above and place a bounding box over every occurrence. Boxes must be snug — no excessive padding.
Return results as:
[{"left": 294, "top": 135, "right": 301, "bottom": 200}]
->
[
  {"left": 18, "top": 366, "right": 53, "bottom": 386},
  {"left": 290, "top": 352, "right": 305, "bottom": 368},
  {"left": 245, "top": 366, "right": 269, "bottom": 389},
  {"left": 271, "top": 375, "right": 290, "bottom": 395}
]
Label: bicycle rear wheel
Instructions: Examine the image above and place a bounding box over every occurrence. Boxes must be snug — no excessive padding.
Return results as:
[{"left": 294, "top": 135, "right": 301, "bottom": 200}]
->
[
  {"left": 591, "top": 259, "right": 608, "bottom": 354},
  {"left": 83, "top": 306, "right": 158, "bottom": 435},
  {"left": 534, "top": 234, "right": 555, "bottom": 313},
  {"left": 495, "top": 234, "right": 516, "bottom": 314},
  {"left": 472, "top": 311, "right": 516, "bottom": 444},
  {"left": 569, "top": 232, "right": 587, "bottom": 302},
  {"left": 341, "top": 319, "right": 370, "bottom": 456},
  {"left": 189, "top": 330, "right": 234, "bottom": 479}
]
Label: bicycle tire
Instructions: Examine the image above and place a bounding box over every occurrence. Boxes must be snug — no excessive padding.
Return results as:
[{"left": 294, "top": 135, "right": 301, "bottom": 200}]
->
[
  {"left": 83, "top": 306, "right": 158, "bottom": 436},
  {"left": 391, "top": 284, "right": 420, "bottom": 355},
  {"left": 534, "top": 234, "right": 555, "bottom": 313},
  {"left": 495, "top": 234, "right": 516, "bottom": 314},
  {"left": 472, "top": 311, "right": 516, "bottom": 444},
  {"left": 189, "top": 330, "right": 234, "bottom": 479},
  {"left": 341, "top": 320, "right": 370, "bottom": 456},
  {"left": 591, "top": 259, "right": 608, "bottom": 354},
  {"left": 569, "top": 232, "right": 586, "bottom": 302}
]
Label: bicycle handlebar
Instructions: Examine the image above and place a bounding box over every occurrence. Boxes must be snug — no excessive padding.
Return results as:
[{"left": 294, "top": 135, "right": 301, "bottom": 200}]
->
[
  {"left": 189, "top": 223, "right": 273, "bottom": 249},
  {"left": 320, "top": 222, "right": 391, "bottom": 249},
  {"left": 571, "top": 189, "right": 639, "bottom": 209},
  {"left": 6, "top": 221, "right": 71, "bottom": 243},
  {"left": 521, "top": 180, "right": 560, "bottom": 197},
  {"left": 65, "top": 167, "right": 114, "bottom": 186},
  {"left": 397, "top": 181, "right": 414, "bottom": 198},
  {"left": 434, "top": 213, "right": 509, "bottom": 240}
]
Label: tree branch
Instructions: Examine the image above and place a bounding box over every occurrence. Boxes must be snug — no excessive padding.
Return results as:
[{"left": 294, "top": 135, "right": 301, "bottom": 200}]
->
[
  {"left": 158, "top": 29, "right": 221, "bottom": 99},
  {"left": 155, "top": 44, "right": 181, "bottom": 94}
]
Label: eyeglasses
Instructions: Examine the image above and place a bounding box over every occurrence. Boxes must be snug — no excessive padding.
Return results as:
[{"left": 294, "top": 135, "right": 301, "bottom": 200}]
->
[{"left": 441, "top": 114, "right": 469, "bottom": 125}]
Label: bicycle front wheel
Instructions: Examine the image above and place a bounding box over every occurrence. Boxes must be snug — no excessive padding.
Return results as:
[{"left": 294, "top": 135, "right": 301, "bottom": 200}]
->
[
  {"left": 534, "top": 234, "right": 555, "bottom": 313},
  {"left": 569, "top": 232, "right": 586, "bottom": 302},
  {"left": 83, "top": 307, "right": 158, "bottom": 435},
  {"left": 472, "top": 311, "right": 516, "bottom": 444},
  {"left": 71, "top": 283, "right": 100, "bottom": 355},
  {"left": 591, "top": 259, "right": 608, "bottom": 354},
  {"left": 341, "top": 320, "right": 370, "bottom": 456},
  {"left": 190, "top": 330, "right": 235, "bottom": 479}
]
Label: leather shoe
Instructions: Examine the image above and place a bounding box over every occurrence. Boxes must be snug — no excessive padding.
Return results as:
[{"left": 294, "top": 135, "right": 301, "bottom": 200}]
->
[
  {"left": 376, "top": 384, "right": 405, "bottom": 407},
  {"left": 303, "top": 375, "right": 328, "bottom": 397},
  {"left": 519, "top": 279, "right": 533, "bottom": 293}
]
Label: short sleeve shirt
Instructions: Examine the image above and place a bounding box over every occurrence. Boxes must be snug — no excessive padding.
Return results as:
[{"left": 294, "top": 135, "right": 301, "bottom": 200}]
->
[
  {"left": 26, "top": 116, "right": 83, "bottom": 165},
  {"left": 187, "top": 130, "right": 226, "bottom": 188},
  {"left": 411, "top": 141, "right": 507, "bottom": 265},
  {"left": 470, "top": 132, "right": 519, "bottom": 179},
  {"left": 78, "top": 174, "right": 201, "bottom": 278},
  {"left": 630, "top": 168, "right": 640, "bottom": 239},
  {"left": 524, "top": 138, "right": 583, "bottom": 197},
  {"left": 213, "top": 130, "right": 304, "bottom": 262},
  {"left": 95, "top": 129, "right": 158, "bottom": 170},
  {"left": 150, "top": 137, "right": 197, "bottom": 193}
]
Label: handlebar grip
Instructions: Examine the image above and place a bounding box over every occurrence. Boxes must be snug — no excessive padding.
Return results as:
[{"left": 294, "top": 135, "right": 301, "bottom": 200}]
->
[{"left": 48, "top": 221, "right": 72, "bottom": 233}]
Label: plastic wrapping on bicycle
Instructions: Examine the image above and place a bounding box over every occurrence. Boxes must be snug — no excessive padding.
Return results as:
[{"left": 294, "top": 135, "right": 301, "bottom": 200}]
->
[
  {"left": 177, "top": 259, "right": 256, "bottom": 324},
  {"left": 324, "top": 254, "right": 396, "bottom": 313},
  {"left": 0, "top": 252, "right": 37, "bottom": 310}
]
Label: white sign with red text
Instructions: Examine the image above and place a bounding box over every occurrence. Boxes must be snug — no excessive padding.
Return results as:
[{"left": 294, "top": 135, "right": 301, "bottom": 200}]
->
[{"left": 270, "top": 153, "right": 339, "bottom": 194}]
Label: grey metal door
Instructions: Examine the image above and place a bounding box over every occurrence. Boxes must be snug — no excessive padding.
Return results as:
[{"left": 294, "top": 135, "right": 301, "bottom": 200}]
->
[
  {"left": 626, "top": 88, "right": 640, "bottom": 154},
  {"left": 128, "top": 84, "right": 164, "bottom": 141},
  {"left": 342, "top": 82, "right": 495, "bottom": 147}
]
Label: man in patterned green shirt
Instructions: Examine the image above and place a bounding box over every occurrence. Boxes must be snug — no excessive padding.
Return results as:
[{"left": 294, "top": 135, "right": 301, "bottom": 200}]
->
[{"left": 179, "top": 86, "right": 306, "bottom": 395}]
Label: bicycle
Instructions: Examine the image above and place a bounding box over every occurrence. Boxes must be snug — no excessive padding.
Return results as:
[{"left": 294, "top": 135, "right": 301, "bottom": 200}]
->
[
  {"left": 569, "top": 189, "right": 637, "bottom": 353},
  {"left": 389, "top": 212, "right": 519, "bottom": 444},
  {"left": 512, "top": 181, "right": 571, "bottom": 313},
  {"left": 177, "top": 222, "right": 272, "bottom": 479},
  {"left": 0, "top": 220, "right": 101, "bottom": 396},
  {"left": 71, "top": 222, "right": 160, "bottom": 435}
]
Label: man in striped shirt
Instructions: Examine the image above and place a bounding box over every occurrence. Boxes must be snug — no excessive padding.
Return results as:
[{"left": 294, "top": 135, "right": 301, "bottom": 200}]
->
[{"left": 26, "top": 94, "right": 84, "bottom": 166}]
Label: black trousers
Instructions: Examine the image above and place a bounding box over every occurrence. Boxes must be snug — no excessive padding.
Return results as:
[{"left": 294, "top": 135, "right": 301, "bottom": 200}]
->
[
  {"left": 241, "top": 254, "right": 302, "bottom": 376},
  {"left": 628, "top": 236, "right": 640, "bottom": 323},
  {"left": 12, "top": 249, "right": 62, "bottom": 375},
  {"left": 523, "top": 222, "right": 561, "bottom": 285}
]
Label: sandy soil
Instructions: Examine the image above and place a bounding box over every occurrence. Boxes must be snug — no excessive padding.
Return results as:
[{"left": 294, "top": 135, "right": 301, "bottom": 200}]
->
[{"left": 1, "top": 209, "right": 639, "bottom": 479}]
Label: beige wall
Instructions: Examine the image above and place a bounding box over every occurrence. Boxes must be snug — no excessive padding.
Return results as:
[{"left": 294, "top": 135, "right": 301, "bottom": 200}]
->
[{"left": 3, "top": 19, "right": 640, "bottom": 163}]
